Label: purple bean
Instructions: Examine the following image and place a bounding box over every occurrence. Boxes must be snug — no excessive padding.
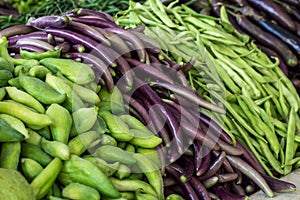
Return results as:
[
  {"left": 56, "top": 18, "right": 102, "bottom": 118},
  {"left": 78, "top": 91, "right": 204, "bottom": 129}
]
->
[
  {"left": 198, "top": 115, "right": 234, "bottom": 145},
  {"left": 126, "top": 57, "right": 174, "bottom": 84},
  {"left": 196, "top": 147, "right": 212, "bottom": 177},
  {"left": 217, "top": 173, "right": 239, "bottom": 183},
  {"left": 70, "top": 17, "right": 118, "bottom": 28},
  {"left": 0, "top": 7, "right": 19, "bottom": 16},
  {"left": 106, "top": 27, "right": 147, "bottom": 62},
  {"left": 193, "top": 140, "right": 204, "bottom": 174},
  {"left": 226, "top": 155, "right": 274, "bottom": 197},
  {"left": 75, "top": 8, "right": 115, "bottom": 22},
  {"left": 8, "top": 44, "right": 45, "bottom": 53},
  {"left": 214, "top": 186, "right": 249, "bottom": 200},
  {"left": 216, "top": 139, "right": 243, "bottom": 156},
  {"left": 134, "top": 78, "right": 185, "bottom": 155},
  {"left": 66, "top": 52, "right": 114, "bottom": 93},
  {"left": 8, "top": 31, "right": 48, "bottom": 46},
  {"left": 222, "top": 158, "right": 234, "bottom": 173},
  {"left": 27, "top": 16, "right": 68, "bottom": 30},
  {"left": 67, "top": 20, "right": 111, "bottom": 46},
  {"left": 150, "top": 81, "right": 226, "bottom": 113},
  {"left": 166, "top": 166, "right": 199, "bottom": 200},
  {"left": 0, "top": 25, "right": 36, "bottom": 38},
  {"left": 55, "top": 41, "right": 71, "bottom": 53},
  {"left": 189, "top": 176, "right": 211, "bottom": 200},
  {"left": 259, "top": 172, "right": 296, "bottom": 193},
  {"left": 235, "top": 141, "right": 265, "bottom": 174},
  {"left": 199, "top": 151, "right": 226, "bottom": 180},
  {"left": 123, "top": 94, "right": 151, "bottom": 124},
  {"left": 110, "top": 50, "right": 133, "bottom": 91},
  {"left": 45, "top": 27, "right": 117, "bottom": 67},
  {"left": 16, "top": 38, "right": 54, "bottom": 51},
  {"left": 231, "top": 182, "right": 246, "bottom": 195},
  {"left": 181, "top": 120, "right": 220, "bottom": 152},
  {"left": 95, "top": 27, "right": 131, "bottom": 57}
]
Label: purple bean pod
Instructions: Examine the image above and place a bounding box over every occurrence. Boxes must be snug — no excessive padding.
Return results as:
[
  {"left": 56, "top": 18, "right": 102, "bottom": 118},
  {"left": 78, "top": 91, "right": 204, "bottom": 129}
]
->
[
  {"left": 199, "top": 151, "right": 226, "bottom": 180},
  {"left": 0, "top": 25, "right": 36, "bottom": 38},
  {"left": 106, "top": 27, "right": 148, "bottom": 62},
  {"left": 75, "top": 8, "right": 115, "bottom": 22},
  {"left": 70, "top": 17, "right": 118, "bottom": 28},
  {"left": 27, "top": 16, "right": 68, "bottom": 30},
  {"left": 214, "top": 185, "right": 249, "bottom": 200},
  {"left": 95, "top": 27, "right": 131, "bottom": 57},
  {"left": 16, "top": 38, "right": 54, "bottom": 51},
  {"left": 166, "top": 165, "right": 199, "bottom": 200},
  {"left": 8, "top": 44, "right": 45, "bottom": 53},
  {"left": 54, "top": 41, "right": 71, "bottom": 53},
  {"left": 67, "top": 20, "right": 111, "bottom": 46},
  {"left": 45, "top": 27, "right": 117, "bottom": 67},
  {"left": 126, "top": 57, "right": 174, "bottom": 84},
  {"left": 134, "top": 78, "right": 185, "bottom": 155},
  {"left": 189, "top": 176, "right": 211, "bottom": 200},
  {"left": 150, "top": 81, "right": 226, "bottom": 114}
]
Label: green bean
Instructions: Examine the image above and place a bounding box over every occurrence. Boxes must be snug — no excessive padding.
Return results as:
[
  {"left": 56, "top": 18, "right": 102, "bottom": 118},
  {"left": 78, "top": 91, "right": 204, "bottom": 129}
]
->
[
  {"left": 284, "top": 107, "right": 296, "bottom": 175},
  {"left": 258, "top": 139, "right": 283, "bottom": 174},
  {"left": 232, "top": 120, "right": 273, "bottom": 177}
]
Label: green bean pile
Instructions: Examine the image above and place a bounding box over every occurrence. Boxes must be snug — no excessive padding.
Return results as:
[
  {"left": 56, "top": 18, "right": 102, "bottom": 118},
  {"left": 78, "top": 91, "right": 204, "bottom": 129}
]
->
[
  {"left": 0, "top": 36, "right": 164, "bottom": 200},
  {"left": 116, "top": 0, "right": 300, "bottom": 177}
]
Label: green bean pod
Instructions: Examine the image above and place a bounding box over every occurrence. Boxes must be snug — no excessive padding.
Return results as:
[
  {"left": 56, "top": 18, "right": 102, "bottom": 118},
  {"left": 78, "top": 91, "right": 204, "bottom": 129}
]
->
[
  {"left": 0, "top": 113, "right": 29, "bottom": 139},
  {"left": 41, "top": 138, "right": 70, "bottom": 161},
  {"left": 109, "top": 177, "right": 157, "bottom": 196},
  {"left": 21, "top": 143, "right": 52, "bottom": 167},
  {"left": 31, "top": 157, "right": 62, "bottom": 200},
  {"left": 28, "top": 65, "right": 51, "bottom": 79},
  {"left": 59, "top": 155, "right": 120, "bottom": 198},
  {"left": 72, "top": 106, "right": 98, "bottom": 134},
  {"left": 40, "top": 58, "right": 95, "bottom": 84},
  {"left": 45, "top": 73, "right": 85, "bottom": 111},
  {"left": 285, "top": 107, "right": 296, "bottom": 175},
  {"left": 5, "top": 86, "right": 45, "bottom": 113},
  {"left": 21, "top": 158, "right": 43, "bottom": 182},
  {"left": 19, "top": 73, "right": 66, "bottom": 105},
  {"left": 68, "top": 130, "right": 100, "bottom": 156},
  {"left": 99, "top": 111, "right": 133, "bottom": 142},
  {"left": 132, "top": 153, "right": 163, "bottom": 200},
  {"left": 20, "top": 49, "right": 61, "bottom": 60},
  {"left": 0, "top": 118, "right": 25, "bottom": 142},
  {"left": 83, "top": 156, "right": 120, "bottom": 177},
  {"left": 95, "top": 145, "right": 137, "bottom": 165},
  {"left": 135, "top": 188, "right": 158, "bottom": 200},
  {"left": 46, "top": 103, "right": 72, "bottom": 144},
  {"left": 62, "top": 182, "right": 100, "bottom": 200},
  {"left": 0, "top": 141, "right": 21, "bottom": 170}
]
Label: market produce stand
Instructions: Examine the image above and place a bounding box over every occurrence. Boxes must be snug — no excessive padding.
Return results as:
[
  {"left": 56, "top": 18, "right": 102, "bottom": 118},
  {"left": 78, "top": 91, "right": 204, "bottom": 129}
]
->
[{"left": 0, "top": 0, "right": 300, "bottom": 199}]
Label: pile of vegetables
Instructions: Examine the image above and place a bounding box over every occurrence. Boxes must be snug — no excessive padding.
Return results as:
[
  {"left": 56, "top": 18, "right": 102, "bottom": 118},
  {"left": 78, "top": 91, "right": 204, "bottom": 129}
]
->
[
  {"left": 183, "top": 0, "right": 300, "bottom": 93},
  {"left": 0, "top": 35, "right": 167, "bottom": 199},
  {"left": 0, "top": 0, "right": 299, "bottom": 199},
  {"left": 0, "top": 0, "right": 136, "bottom": 29}
]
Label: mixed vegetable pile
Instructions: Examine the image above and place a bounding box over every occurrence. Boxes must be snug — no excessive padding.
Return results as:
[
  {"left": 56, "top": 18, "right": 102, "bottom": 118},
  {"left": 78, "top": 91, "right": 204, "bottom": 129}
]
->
[{"left": 0, "top": 0, "right": 300, "bottom": 200}]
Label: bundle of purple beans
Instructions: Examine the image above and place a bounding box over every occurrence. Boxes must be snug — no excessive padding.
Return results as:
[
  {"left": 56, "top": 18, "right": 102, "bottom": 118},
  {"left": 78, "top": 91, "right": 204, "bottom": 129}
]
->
[{"left": 0, "top": 8, "right": 296, "bottom": 199}]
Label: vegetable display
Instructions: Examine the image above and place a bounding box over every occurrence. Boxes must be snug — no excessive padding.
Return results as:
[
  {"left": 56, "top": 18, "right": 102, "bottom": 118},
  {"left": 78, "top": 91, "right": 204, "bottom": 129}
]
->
[
  {"left": 0, "top": 0, "right": 299, "bottom": 199},
  {"left": 116, "top": 0, "right": 300, "bottom": 196},
  {"left": 0, "top": 0, "right": 141, "bottom": 29},
  {"left": 184, "top": 0, "right": 300, "bottom": 94}
]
